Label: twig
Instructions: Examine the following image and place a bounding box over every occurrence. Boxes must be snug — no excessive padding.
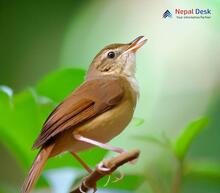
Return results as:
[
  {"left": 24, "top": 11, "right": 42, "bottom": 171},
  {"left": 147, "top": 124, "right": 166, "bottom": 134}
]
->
[{"left": 70, "top": 149, "right": 140, "bottom": 193}]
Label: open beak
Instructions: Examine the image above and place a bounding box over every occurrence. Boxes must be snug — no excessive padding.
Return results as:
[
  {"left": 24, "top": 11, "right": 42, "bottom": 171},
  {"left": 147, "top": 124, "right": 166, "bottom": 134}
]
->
[{"left": 125, "top": 36, "right": 147, "bottom": 54}]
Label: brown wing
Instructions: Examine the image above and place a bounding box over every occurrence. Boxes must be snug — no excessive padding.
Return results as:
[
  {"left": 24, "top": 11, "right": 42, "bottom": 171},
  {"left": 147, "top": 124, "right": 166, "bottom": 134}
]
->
[{"left": 32, "top": 77, "right": 124, "bottom": 149}]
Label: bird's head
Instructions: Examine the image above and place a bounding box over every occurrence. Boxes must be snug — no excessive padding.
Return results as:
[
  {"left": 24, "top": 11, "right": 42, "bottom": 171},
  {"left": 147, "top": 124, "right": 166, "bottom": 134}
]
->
[{"left": 86, "top": 36, "right": 147, "bottom": 79}]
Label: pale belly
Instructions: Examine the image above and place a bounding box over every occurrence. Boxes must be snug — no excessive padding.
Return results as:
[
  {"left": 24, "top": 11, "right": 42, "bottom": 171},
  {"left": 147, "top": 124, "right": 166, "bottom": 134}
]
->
[{"left": 50, "top": 99, "right": 135, "bottom": 157}]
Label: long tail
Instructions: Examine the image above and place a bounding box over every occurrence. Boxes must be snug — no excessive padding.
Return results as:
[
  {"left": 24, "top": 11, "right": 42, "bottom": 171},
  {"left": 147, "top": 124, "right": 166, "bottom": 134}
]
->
[{"left": 21, "top": 144, "right": 54, "bottom": 193}]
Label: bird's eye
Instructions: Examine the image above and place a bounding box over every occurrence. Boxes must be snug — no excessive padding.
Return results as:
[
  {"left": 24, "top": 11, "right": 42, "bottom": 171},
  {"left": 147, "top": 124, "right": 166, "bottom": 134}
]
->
[{"left": 107, "top": 51, "right": 115, "bottom": 59}]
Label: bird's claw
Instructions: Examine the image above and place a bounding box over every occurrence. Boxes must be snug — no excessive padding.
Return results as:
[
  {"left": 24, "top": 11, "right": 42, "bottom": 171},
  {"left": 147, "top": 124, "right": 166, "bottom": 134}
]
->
[
  {"left": 97, "top": 162, "right": 111, "bottom": 173},
  {"left": 79, "top": 181, "right": 97, "bottom": 193}
]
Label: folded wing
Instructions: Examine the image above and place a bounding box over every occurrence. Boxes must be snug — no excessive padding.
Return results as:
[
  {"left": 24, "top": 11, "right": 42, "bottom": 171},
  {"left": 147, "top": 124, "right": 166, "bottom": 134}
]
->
[{"left": 32, "top": 77, "right": 124, "bottom": 149}]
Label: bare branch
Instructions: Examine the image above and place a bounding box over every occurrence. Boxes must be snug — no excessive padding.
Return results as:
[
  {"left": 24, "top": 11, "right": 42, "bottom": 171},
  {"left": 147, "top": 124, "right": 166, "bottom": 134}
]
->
[{"left": 70, "top": 149, "right": 140, "bottom": 193}]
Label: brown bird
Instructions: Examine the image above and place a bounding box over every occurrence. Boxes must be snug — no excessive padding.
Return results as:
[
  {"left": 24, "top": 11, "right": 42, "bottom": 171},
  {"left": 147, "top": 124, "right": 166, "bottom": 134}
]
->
[{"left": 21, "top": 36, "right": 147, "bottom": 193}]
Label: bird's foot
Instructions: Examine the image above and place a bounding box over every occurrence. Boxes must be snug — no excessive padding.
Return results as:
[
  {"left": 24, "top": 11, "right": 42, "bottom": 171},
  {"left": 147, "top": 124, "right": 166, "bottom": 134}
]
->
[{"left": 79, "top": 181, "right": 97, "bottom": 193}]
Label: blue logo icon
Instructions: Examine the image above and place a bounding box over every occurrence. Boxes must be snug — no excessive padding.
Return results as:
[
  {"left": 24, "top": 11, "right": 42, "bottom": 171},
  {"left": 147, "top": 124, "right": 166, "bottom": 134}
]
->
[{"left": 163, "top": 10, "right": 172, "bottom": 18}]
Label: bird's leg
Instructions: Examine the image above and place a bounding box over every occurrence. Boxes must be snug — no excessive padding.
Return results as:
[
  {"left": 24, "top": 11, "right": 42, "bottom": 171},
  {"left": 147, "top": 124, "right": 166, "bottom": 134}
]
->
[
  {"left": 70, "top": 152, "right": 93, "bottom": 174},
  {"left": 73, "top": 134, "right": 137, "bottom": 166},
  {"left": 73, "top": 134, "right": 125, "bottom": 154}
]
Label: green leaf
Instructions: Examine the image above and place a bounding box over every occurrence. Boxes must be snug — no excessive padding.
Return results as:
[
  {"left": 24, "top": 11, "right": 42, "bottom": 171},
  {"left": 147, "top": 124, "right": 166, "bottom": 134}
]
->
[
  {"left": 0, "top": 86, "right": 13, "bottom": 96},
  {"left": 173, "top": 117, "right": 209, "bottom": 161},
  {"left": 36, "top": 68, "right": 86, "bottom": 103},
  {"left": 185, "top": 160, "right": 220, "bottom": 180},
  {"left": 0, "top": 89, "right": 38, "bottom": 168},
  {"left": 134, "top": 131, "right": 171, "bottom": 148},
  {"left": 134, "top": 135, "right": 165, "bottom": 146},
  {"left": 0, "top": 86, "right": 13, "bottom": 109},
  {"left": 132, "top": 117, "right": 145, "bottom": 126}
]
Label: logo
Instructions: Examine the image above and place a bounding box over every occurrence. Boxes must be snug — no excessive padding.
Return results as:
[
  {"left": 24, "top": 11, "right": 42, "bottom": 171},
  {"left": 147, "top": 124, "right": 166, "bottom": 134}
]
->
[
  {"left": 163, "top": 8, "right": 211, "bottom": 19},
  {"left": 163, "top": 10, "right": 172, "bottom": 18}
]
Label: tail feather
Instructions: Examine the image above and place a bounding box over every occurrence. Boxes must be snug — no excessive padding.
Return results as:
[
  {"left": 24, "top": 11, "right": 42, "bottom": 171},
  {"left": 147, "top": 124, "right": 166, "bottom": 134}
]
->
[{"left": 21, "top": 145, "right": 54, "bottom": 193}]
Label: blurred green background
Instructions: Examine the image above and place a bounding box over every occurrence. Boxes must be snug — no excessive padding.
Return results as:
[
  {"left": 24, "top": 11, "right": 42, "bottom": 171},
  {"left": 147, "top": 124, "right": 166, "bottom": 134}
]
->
[{"left": 0, "top": 1, "right": 220, "bottom": 193}]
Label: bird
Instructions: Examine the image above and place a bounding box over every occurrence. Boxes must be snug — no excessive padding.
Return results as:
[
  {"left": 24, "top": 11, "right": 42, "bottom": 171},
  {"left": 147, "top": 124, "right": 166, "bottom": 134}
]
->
[{"left": 21, "top": 36, "right": 147, "bottom": 193}]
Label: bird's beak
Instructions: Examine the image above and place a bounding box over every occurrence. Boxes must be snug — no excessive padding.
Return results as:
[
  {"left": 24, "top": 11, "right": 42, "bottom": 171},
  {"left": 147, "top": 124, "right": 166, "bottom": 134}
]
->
[{"left": 124, "top": 36, "right": 147, "bottom": 54}]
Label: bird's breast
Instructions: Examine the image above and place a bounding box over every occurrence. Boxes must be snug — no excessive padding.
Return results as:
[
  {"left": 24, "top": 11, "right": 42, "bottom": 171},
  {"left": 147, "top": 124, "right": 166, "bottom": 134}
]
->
[{"left": 79, "top": 98, "right": 134, "bottom": 139}]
